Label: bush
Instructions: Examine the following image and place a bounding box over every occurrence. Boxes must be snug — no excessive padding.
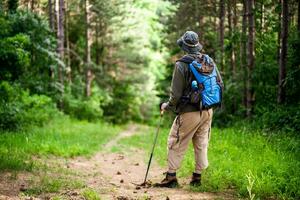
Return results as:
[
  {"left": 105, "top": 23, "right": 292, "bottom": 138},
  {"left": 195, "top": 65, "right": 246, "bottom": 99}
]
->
[
  {"left": 0, "top": 10, "right": 57, "bottom": 96},
  {"left": 62, "top": 93, "right": 103, "bottom": 121},
  {"left": 0, "top": 81, "right": 59, "bottom": 131},
  {"left": 102, "top": 81, "right": 142, "bottom": 124},
  {"left": 255, "top": 104, "right": 300, "bottom": 133}
]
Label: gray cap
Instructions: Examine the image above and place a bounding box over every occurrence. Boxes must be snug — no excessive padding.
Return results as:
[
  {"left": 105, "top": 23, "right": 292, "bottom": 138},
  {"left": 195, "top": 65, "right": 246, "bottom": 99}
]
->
[{"left": 177, "top": 31, "right": 203, "bottom": 54}]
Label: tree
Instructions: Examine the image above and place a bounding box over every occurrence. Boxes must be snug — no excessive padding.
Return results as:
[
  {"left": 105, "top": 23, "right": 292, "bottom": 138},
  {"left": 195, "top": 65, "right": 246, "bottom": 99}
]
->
[
  {"left": 246, "top": 0, "right": 255, "bottom": 117},
  {"left": 65, "top": 0, "right": 71, "bottom": 83},
  {"left": 48, "top": 0, "right": 54, "bottom": 30},
  {"left": 219, "top": 0, "right": 225, "bottom": 71},
  {"left": 227, "top": 0, "right": 237, "bottom": 113},
  {"left": 56, "top": 0, "right": 65, "bottom": 107},
  {"left": 241, "top": 0, "right": 248, "bottom": 111},
  {"left": 297, "top": 1, "right": 300, "bottom": 32},
  {"left": 85, "top": 0, "right": 93, "bottom": 97},
  {"left": 277, "top": 0, "right": 281, "bottom": 64},
  {"left": 278, "top": 0, "right": 289, "bottom": 104}
]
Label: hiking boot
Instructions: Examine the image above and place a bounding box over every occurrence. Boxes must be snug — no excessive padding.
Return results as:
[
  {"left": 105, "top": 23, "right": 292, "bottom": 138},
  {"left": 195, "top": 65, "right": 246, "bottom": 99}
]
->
[
  {"left": 154, "top": 172, "right": 178, "bottom": 188},
  {"left": 190, "top": 172, "right": 201, "bottom": 186}
]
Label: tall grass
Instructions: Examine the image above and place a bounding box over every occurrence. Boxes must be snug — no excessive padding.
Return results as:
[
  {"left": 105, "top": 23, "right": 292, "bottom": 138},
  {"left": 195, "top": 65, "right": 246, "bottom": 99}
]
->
[
  {"left": 120, "top": 125, "right": 300, "bottom": 199},
  {"left": 0, "top": 116, "right": 121, "bottom": 171}
]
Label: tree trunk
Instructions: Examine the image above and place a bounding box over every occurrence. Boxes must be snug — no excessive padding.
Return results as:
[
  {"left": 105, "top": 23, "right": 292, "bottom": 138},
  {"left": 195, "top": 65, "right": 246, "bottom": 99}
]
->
[
  {"left": 48, "top": 0, "right": 54, "bottom": 30},
  {"left": 56, "top": 0, "right": 65, "bottom": 108},
  {"left": 95, "top": 19, "right": 101, "bottom": 66},
  {"left": 31, "top": 0, "right": 34, "bottom": 11},
  {"left": 65, "top": 0, "right": 71, "bottom": 83},
  {"left": 227, "top": 0, "right": 232, "bottom": 36},
  {"left": 297, "top": 1, "right": 300, "bottom": 35},
  {"left": 199, "top": 15, "right": 204, "bottom": 41},
  {"left": 278, "top": 0, "right": 289, "bottom": 104},
  {"left": 233, "top": 0, "right": 237, "bottom": 28},
  {"left": 227, "top": 0, "right": 236, "bottom": 72},
  {"left": 232, "top": 0, "right": 237, "bottom": 74},
  {"left": 85, "top": 0, "right": 93, "bottom": 97},
  {"left": 48, "top": 0, "right": 55, "bottom": 79},
  {"left": 213, "top": 0, "right": 218, "bottom": 35},
  {"left": 246, "top": 0, "right": 255, "bottom": 117},
  {"left": 241, "top": 0, "right": 248, "bottom": 111},
  {"left": 228, "top": 0, "right": 237, "bottom": 113},
  {"left": 195, "top": 0, "right": 203, "bottom": 42},
  {"left": 277, "top": 0, "right": 282, "bottom": 64},
  {"left": 54, "top": 0, "right": 57, "bottom": 33},
  {"left": 260, "top": 2, "right": 265, "bottom": 62},
  {"left": 219, "top": 0, "right": 225, "bottom": 71}
]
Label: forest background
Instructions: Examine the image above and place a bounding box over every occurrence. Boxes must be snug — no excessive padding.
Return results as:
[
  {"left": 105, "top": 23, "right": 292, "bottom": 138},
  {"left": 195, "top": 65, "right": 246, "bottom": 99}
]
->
[{"left": 0, "top": 0, "right": 299, "bottom": 199}]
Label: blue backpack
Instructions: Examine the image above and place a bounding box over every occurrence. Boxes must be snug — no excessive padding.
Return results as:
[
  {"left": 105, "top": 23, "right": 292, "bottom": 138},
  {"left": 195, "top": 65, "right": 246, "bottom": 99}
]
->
[{"left": 179, "top": 54, "right": 222, "bottom": 109}]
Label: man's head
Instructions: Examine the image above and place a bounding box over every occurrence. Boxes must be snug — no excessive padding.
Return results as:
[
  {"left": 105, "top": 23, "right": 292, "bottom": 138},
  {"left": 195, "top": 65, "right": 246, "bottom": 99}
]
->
[{"left": 177, "top": 31, "right": 202, "bottom": 54}]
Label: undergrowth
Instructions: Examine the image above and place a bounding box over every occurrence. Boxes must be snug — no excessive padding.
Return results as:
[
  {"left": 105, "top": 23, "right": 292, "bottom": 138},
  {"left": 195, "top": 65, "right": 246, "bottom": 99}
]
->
[
  {"left": 119, "top": 125, "right": 300, "bottom": 199},
  {"left": 0, "top": 116, "right": 121, "bottom": 171}
]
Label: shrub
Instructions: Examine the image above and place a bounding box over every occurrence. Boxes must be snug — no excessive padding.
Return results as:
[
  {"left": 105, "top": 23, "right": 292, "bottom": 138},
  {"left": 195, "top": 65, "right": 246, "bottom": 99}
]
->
[
  {"left": 102, "top": 81, "right": 142, "bottom": 124},
  {"left": 0, "top": 81, "right": 59, "bottom": 131},
  {"left": 62, "top": 93, "right": 103, "bottom": 121},
  {"left": 255, "top": 104, "right": 300, "bottom": 133}
]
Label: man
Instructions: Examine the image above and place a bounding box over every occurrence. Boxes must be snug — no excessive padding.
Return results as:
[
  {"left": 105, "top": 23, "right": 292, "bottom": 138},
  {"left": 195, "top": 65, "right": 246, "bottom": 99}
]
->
[{"left": 158, "top": 31, "right": 223, "bottom": 187}]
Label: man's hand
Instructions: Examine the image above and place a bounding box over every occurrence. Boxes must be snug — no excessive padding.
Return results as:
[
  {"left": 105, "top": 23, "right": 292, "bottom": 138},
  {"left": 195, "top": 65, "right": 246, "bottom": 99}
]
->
[{"left": 160, "top": 102, "right": 168, "bottom": 115}]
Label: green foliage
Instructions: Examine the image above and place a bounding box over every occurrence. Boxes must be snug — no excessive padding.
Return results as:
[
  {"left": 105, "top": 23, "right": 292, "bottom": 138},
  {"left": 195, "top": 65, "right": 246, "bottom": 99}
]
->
[
  {"left": 120, "top": 126, "right": 300, "bottom": 199},
  {"left": 0, "top": 116, "right": 121, "bottom": 171},
  {"left": 0, "top": 82, "right": 59, "bottom": 131},
  {"left": 63, "top": 93, "right": 103, "bottom": 121},
  {"left": 0, "top": 10, "right": 58, "bottom": 95},
  {"left": 286, "top": 28, "right": 300, "bottom": 104},
  {"left": 7, "top": 0, "right": 18, "bottom": 12},
  {"left": 255, "top": 104, "right": 300, "bottom": 133},
  {"left": 102, "top": 80, "right": 141, "bottom": 124},
  {"left": 0, "top": 33, "right": 30, "bottom": 81},
  {"left": 162, "top": 0, "right": 300, "bottom": 134},
  {"left": 81, "top": 188, "right": 101, "bottom": 200}
]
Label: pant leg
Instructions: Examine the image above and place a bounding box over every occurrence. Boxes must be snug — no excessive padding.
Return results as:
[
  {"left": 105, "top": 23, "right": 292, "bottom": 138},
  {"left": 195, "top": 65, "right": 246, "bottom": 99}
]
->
[
  {"left": 192, "top": 109, "right": 213, "bottom": 174},
  {"left": 167, "top": 111, "right": 201, "bottom": 173}
]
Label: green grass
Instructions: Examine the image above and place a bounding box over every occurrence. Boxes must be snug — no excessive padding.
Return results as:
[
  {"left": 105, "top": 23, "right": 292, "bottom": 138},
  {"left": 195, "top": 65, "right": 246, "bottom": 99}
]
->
[
  {"left": 0, "top": 116, "right": 122, "bottom": 171},
  {"left": 81, "top": 188, "right": 101, "bottom": 200},
  {"left": 120, "top": 125, "right": 300, "bottom": 199},
  {"left": 23, "top": 175, "right": 85, "bottom": 195}
]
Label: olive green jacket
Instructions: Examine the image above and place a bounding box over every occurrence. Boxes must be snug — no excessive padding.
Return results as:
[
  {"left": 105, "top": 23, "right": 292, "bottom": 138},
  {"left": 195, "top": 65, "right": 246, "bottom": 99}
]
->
[{"left": 165, "top": 53, "right": 223, "bottom": 114}]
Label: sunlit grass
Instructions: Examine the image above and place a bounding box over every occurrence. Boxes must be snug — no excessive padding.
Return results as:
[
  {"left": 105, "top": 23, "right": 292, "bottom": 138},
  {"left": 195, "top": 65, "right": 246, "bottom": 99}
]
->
[
  {"left": 0, "top": 116, "right": 121, "bottom": 171},
  {"left": 120, "top": 125, "right": 300, "bottom": 199},
  {"left": 81, "top": 188, "right": 101, "bottom": 200},
  {"left": 23, "top": 175, "right": 85, "bottom": 195}
]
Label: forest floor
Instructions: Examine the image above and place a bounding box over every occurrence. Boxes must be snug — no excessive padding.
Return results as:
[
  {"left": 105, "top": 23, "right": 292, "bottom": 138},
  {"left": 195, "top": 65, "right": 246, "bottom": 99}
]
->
[{"left": 0, "top": 125, "right": 234, "bottom": 200}]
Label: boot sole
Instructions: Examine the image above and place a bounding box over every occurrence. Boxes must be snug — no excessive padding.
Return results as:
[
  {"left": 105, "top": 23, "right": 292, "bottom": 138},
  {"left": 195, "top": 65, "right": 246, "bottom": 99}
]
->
[{"left": 153, "top": 180, "right": 179, "bottom": 188}]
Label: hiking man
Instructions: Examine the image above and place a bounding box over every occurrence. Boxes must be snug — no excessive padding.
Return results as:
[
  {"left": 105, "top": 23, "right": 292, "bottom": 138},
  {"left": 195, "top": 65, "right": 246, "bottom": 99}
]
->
[{"left": 158, "top": 31, "right": 223, "bottom": 187}]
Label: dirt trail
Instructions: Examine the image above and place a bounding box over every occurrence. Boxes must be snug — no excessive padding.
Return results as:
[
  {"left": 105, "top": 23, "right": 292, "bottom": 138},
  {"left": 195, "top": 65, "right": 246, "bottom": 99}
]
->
[
  {"left": 0, "top": 125, "right": 234, "bottom": 200},
  {"left": 66, "top": 124, "right": 233, "bottom": 200}
]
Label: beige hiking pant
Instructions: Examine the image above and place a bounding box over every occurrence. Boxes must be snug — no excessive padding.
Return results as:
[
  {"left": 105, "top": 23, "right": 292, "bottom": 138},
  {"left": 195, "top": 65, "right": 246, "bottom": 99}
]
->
[{"left": 167, "top": 109, "right": 213, "bottom": 174}]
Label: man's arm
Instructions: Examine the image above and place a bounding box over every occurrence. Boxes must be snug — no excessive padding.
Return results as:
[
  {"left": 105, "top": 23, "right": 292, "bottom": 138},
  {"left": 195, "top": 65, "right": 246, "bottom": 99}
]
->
[{"left": 162, "top": 62, "right": 185, "bottom": 112}]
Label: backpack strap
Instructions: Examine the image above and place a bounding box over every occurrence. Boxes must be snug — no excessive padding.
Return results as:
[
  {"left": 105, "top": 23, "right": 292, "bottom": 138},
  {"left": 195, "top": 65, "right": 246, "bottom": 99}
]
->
[
  {"left": 189, "top": 61, "right": 203, "bottom": 84},
  {"left": 177, "top": 55, "right": 205, "bottom": 113}
]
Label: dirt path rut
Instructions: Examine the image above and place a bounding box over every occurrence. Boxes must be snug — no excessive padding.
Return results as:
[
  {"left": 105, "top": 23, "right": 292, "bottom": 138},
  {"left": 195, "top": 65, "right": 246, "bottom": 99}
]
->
[{"left": 66, "top": 125, "right": 233, "bottom": 200}]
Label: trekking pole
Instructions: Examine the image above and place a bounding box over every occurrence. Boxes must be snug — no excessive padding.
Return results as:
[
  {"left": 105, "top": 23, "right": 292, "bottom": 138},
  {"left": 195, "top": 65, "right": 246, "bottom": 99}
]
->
[{"left": 143, "top": 112, "right": 163, "bottom": 184}]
